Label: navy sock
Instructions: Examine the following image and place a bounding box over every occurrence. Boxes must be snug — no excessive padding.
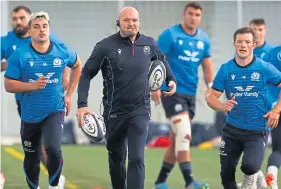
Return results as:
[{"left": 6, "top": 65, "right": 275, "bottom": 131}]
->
[
  {"left": 155, "top": 162, "right": 174, "bottom": 184},
  {"left": 179, "top": 162, "right": 193, "bottom": 187}
]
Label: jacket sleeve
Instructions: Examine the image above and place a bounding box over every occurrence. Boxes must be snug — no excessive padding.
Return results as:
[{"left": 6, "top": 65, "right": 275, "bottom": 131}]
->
[
  {"left": 77, "top": 42, "right": 106, "bottom": 108},
  {"left": 150, "top": 38, "right": 176, "bottom": 86}
]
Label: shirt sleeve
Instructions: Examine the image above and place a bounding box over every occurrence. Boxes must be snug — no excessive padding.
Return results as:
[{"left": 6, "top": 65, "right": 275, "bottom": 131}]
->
[
  {"left": 268, "top": 47, "right": 281, "bottom": 71},
  {"left": 65, "top": 46, "right": 78, "bottom": 67},
  {"left": 4, "top": 49, "right": 22, "bottom": 80},
  {"left": 157, "top": 29, "right": 172, "bottom": 54},
  {"left": 211, "top": 65, "right": 226, "bottom": 92},
  {"left": 77, "top": 42, "right": 105, "bottom": 108},
  {"left": 203, "top": 35, "right": 212, "bottom": 58},
  {"left": 265, "top": 62, "right": 281, "bottom": 86},
  {"left": 1, "top": 36, "right": 7, "bottom": 62}
]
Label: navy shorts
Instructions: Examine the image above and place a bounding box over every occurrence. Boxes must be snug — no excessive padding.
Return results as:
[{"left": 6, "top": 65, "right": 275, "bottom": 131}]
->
[
  {"left": 16, "top": 100, "right": 21, "bottom": 117},
  {"left": 20, "top": 112, "right": 64, "bottom": 154},
  {"left": 220, "top": 124, "right": 269, "bottom": 173},
  {"left": 161, "top": 92, "right": 196, "bottom": 119}
]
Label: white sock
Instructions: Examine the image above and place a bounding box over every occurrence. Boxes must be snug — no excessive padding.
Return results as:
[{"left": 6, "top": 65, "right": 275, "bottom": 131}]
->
[
  {"left": 59, "top": 174, "right": 65, "bottom": 180},
  {"left": 268, "top": 165, "right": 278, "bottom": 180},
  {"left": 49, "top": 186, "right": 58, "bottom": 189},
  {"left": 242, "top": 173, "right": 258, "bottom": 187}
]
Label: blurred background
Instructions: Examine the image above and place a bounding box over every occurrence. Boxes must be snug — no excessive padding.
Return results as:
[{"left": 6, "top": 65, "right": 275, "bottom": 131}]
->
[
  {"left": 1, "top": 0, "right": 281, "bottom": 145},
  {"left": 1, "top": 1, "right": 281, "bottom": 188}
]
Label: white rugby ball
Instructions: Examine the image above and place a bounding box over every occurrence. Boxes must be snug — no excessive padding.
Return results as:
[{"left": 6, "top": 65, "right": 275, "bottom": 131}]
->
[
  {"left": 81, "top": 113, "right": 106, "bottom": 142},
  {"left": 148, "top": 60, "right": 166, "bottom": 92}
]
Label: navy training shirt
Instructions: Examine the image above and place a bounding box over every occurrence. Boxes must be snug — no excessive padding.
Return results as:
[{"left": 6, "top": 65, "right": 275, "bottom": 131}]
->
[{"left": 78, "top": 32, "right": 176, "bottom": 119}]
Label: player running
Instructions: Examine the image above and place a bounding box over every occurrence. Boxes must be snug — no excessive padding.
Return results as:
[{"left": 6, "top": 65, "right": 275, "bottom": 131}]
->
[
  {"left": 4, "top": 11, "right": 82, "bottom": 189},
  {"left": 1, "top": 6, "right": 70, "bottom": 188},
  {"left": 152, "top": 2, "right": 213, "bottom": 189},
  {"left": 206, "top": 26, "right": 281, "bottom": 189}
]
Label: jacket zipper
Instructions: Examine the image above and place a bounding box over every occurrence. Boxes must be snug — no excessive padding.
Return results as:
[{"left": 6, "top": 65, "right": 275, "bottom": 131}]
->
[
  {"left": 128, "top": 40, "right": 135, "bottom": 56},
  {"left": 132, "top": 46, "right": 135, "bottom": 56}
]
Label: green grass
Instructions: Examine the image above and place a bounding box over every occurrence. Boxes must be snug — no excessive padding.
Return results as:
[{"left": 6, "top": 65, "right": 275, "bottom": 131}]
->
[{"left": 1, "top": 145, "right": 280, "bottom": 189}]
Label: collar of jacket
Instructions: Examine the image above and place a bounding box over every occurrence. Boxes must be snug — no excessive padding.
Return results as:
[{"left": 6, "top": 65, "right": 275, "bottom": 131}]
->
[{"left": 117, "top": 31, "right": 141, "bottom": 44}]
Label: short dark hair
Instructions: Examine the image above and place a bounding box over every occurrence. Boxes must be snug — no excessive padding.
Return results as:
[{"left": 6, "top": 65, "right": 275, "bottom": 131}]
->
[
  {"left": 233, "top": 27, "right": 256, "bottom": 43},
  {"left": 184, "top": 2, "right": 203, "bottom": 12},
  {"left": 12, "top": 5, "right": 31, "bottom": 15},
  {"left": 249, "top": 18, "right": 266, "bottom": 26}
]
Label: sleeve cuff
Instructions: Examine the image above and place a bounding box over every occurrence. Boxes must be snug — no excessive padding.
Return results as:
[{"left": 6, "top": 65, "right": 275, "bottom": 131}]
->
[
  {"left": 68, "top": 54, "right": 78, "bottom": 68},
  {"left": 274, "top": 79, "right": 281, "bottom": 86},
  {"left": 165, "top": 76, "right": 176, "bottom": 85},
  {"left": 4, "top": 75, "right": 19, "bottom": 80},
  {"left": 211, "top": 86, "right": 224, "bottom": 93},
  {"left": 78, "top": 102, "right": 88, "bottom": 109}
]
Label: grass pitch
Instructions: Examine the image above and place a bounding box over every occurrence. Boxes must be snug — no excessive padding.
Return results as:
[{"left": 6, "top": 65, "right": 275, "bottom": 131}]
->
[{"left": 1, "top": 145, "right": 280, "bottom": 189}]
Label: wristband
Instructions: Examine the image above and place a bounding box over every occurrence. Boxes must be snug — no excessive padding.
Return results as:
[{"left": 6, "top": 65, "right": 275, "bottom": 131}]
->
[
  {"left": 272, "top": 107, "right": 280, "bottom": 114},
  {"left": 207, "top": 82, "right": 213, "bottom": 88}
]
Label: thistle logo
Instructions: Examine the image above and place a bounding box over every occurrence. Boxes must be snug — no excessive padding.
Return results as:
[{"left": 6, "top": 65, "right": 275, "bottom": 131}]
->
[
  {"left": 143, "top": 46, "right": 150, "bottom": 55},
  {"left": 53, "top": 58, "right": 62, "bottom": 67},
  {"left": 251, "top": 72, "right": 260, "bottom": 81}
]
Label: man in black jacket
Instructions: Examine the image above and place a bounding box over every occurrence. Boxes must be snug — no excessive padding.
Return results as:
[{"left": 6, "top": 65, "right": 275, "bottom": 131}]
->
[{"left": 76, "top": 6, "right": 176, "bottom": 189}]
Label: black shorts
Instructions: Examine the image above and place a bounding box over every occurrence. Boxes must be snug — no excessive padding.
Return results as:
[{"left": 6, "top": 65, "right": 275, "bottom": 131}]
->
[
  {"left": 16, "top": 100, "right": 21, "bottom": 117},
  {"left": 161, "top": 92, "right": 196, "bottom": 119},
  {"left": 20, "top": 112, "right": 64, "bottom": 154},
  {"left": 220, "top": 124, "right": 269, "bottom": 174}
]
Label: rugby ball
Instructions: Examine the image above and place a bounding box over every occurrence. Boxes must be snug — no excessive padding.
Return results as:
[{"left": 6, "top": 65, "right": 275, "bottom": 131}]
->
[
  {"left": 148, "top": 60, "right": 166, "bottom": 92},
  {"left": 81, "top": 113, "right": 106, "bottom": 142}
]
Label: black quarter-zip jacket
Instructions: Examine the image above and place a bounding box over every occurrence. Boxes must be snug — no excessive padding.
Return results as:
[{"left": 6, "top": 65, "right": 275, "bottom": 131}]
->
[{"left": 78, "top": 32, "right": 176, "bottom": 119}]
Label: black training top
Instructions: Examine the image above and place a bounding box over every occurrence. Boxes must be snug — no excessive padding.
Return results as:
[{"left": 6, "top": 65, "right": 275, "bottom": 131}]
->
[{"left": 77, "top": 32, "right": 176, "bottom": 119}]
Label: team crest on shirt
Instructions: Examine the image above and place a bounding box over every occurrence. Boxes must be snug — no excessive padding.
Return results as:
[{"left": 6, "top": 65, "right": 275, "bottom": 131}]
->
[
  {"left": 53, "top": 58, "right": 62, "bottom": 67},
  {"left": 12, "top": 45, "right": 17, "bottom": 50},
  {"left": 251, "top": 72, "right": 260, "bottom": 81},
  {"left": 196, "top": 41, "right": 204, "bottom": 50},
  {"left": 143, "top": 46, "right": 150, "bottom": 55},
  {"left": 278, "top": 51, "right": 281, "bottom": 61}
]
